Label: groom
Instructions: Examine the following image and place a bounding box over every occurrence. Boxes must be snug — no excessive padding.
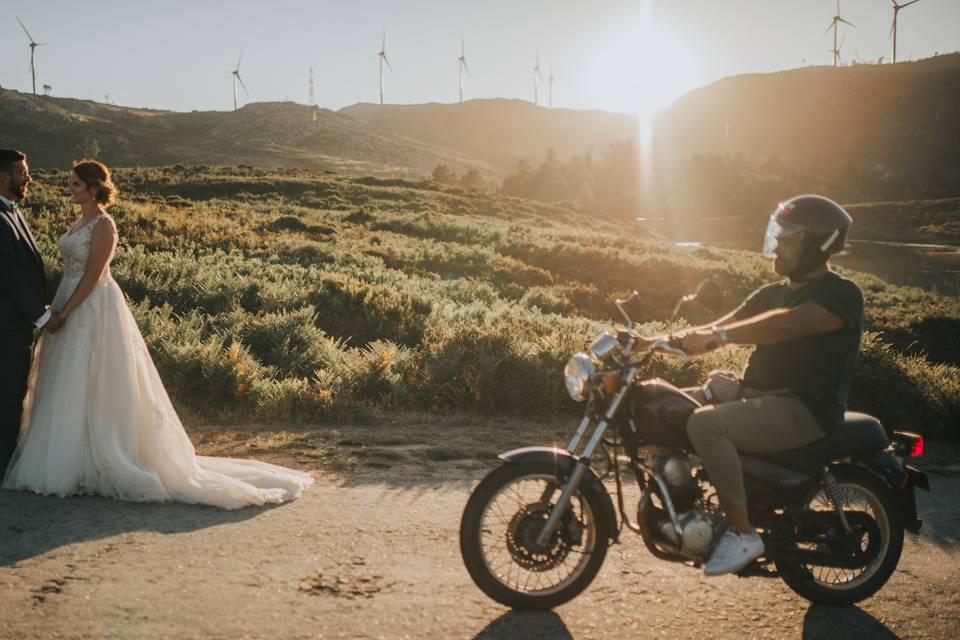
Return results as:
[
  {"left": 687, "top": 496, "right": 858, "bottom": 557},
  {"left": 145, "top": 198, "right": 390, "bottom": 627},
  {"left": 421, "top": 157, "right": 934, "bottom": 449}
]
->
[{"left": 0, "top": 149, "right": 49, "bottom": 476}]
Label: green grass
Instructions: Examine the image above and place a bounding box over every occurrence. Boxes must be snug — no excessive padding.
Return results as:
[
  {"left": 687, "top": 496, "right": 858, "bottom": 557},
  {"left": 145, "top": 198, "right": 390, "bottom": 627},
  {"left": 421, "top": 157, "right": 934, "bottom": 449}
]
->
[{"left": 21, "top": 165, "right": 960, "bottom": 439}]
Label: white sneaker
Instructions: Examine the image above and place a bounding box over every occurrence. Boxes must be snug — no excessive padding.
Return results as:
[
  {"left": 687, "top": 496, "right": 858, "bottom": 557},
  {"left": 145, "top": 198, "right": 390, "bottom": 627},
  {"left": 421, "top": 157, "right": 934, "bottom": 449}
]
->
[{"left": 703, "top": 529, "right": 765, "bottom": 576}]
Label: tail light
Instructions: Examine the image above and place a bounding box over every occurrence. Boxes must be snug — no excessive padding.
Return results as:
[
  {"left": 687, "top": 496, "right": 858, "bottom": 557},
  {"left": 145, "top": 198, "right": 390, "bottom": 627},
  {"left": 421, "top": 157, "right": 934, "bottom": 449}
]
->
[
  {"left": 911, "top": 436, "right": 925, "bottom": 458},
  {"left": 892, "top": 431, "right": 924, "bottom": 458}
]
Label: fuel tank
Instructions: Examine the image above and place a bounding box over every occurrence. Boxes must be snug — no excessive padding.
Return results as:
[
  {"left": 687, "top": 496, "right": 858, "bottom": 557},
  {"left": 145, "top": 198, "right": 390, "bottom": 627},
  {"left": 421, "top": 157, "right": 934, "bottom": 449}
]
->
[{"left": 628, "top": 378, "right": 700, "bottom": 449}]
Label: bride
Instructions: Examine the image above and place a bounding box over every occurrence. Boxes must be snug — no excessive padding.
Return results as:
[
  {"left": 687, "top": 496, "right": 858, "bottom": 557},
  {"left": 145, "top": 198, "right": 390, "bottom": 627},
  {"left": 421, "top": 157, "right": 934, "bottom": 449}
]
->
[{"left": 2, "top": 160, "right": 313, "bottom": 509}]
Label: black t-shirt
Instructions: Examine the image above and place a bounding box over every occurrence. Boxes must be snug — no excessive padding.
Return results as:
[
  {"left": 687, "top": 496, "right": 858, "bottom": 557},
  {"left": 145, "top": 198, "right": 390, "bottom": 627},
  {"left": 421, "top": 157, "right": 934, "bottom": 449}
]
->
[{"left": 732, "top": 271, "right": 864, "bottom": 433}]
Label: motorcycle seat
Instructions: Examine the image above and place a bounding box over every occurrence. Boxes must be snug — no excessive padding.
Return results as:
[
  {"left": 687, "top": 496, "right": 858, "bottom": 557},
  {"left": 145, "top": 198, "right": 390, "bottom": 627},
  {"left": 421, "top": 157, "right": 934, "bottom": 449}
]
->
[{"left": 752, "top": 412, "right": 889, "bottom": 472}]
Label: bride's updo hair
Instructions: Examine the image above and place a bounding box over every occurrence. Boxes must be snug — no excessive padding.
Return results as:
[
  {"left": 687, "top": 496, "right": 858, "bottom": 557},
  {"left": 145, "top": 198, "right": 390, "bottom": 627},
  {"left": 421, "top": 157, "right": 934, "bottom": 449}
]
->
[{"left": 72, "top": 159, "right": 118, "bottom": 206}]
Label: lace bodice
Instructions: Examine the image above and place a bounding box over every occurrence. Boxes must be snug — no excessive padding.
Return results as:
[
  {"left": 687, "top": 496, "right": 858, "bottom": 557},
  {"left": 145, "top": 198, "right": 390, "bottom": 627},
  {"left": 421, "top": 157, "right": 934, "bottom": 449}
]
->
[{"left": 57, "top": 214, "right": 112, "bottom": 279}]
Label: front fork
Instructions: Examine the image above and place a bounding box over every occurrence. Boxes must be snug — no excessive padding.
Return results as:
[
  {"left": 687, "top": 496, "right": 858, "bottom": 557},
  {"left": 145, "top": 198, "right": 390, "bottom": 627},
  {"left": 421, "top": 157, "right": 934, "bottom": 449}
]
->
[{"left": 534, "top": 368, "right": 636, "bottom": 546}]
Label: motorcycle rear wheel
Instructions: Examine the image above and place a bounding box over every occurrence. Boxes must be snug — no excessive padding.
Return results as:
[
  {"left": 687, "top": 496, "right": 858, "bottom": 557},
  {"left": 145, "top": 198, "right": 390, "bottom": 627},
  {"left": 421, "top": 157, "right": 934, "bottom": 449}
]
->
[
  {"left": 459, "top": 461, "right": 611, "bottom": 610},
  {"left": 775, "top": 466, "right": 904, "bottom": 605}
]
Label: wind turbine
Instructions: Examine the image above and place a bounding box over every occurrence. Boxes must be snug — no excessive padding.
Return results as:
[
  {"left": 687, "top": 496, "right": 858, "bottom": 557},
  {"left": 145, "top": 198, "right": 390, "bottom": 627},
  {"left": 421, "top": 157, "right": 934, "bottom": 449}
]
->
[
  {"left": 232, "top": 49, "right": 249, "bottom": 111},
  {"left": 17, "top": 17, "right": 48, "bottom": 95},
  {"left": 457, "top": 36, "right": 470, "bottom": 104},
  {"left": 532, "top": 49, "right": 543, "bottom": 106},
  {"left": 824, "top": 1, "right": 854, "bottom": 67},
  {"left": 890, "top": 0, "right": 921, "bottom": 64},
  {"left": 548, "top": 63, "right": 557, "bottom": 109},
  {"left": 829, "top": 33, "right": 849, "bottom": 67},
  {"left": 378, "top": 30, "right": 393, "bottom": 105}
]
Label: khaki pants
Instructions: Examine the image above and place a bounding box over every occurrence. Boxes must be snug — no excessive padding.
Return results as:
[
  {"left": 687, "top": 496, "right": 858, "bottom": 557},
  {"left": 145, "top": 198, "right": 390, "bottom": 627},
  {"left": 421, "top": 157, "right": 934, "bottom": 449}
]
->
[{"left": 684, "top": 388, "right": 824, "bottom": 512}]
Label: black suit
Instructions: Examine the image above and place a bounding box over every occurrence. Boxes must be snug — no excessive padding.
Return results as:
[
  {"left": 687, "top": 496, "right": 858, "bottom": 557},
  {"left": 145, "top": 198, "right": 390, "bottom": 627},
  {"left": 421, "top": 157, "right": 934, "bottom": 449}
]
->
[{"left": 0, "top": 198, "right": 46, "bottom": 468}]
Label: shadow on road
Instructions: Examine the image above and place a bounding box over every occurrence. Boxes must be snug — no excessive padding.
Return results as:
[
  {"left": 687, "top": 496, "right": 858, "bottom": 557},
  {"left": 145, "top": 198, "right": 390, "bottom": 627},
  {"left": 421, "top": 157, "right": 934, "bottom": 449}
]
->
[
  {"left": 802, "top": 604, "right": 902, "bottom": 639},
  {"left": 473, "top": 611, "right": 572, "bottom": 640},
  {"left": 0, "top": 490, "right": 270, "bottom": 567}
]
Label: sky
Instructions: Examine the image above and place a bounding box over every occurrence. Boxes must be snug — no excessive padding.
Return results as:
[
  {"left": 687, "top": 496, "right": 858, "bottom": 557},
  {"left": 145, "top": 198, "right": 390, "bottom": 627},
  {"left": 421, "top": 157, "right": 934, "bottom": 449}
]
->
[{"left": 2, "top": 0, "right": 958, "bottom": 118}]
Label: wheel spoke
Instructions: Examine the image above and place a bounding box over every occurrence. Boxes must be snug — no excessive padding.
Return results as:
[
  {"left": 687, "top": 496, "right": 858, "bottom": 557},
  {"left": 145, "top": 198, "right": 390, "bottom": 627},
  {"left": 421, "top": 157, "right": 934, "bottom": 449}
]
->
[
  {"left": 799, "top": 480, "right": 891, "bottom": 590},
  {"left": 475, "top": 472, "right": 597, "bottom": 595}
]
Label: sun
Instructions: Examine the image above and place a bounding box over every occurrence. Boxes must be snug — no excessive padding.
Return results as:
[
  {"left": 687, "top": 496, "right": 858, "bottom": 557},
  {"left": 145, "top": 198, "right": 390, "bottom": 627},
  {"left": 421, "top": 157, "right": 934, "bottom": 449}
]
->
[{"left": 588, "top": 21, "right": 702, "bottom": 148}]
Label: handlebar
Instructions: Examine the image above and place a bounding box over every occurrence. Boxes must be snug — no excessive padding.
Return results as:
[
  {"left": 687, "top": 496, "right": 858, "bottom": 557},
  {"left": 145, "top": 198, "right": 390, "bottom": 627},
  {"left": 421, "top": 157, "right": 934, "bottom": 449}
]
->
[
  {"left": 615, "top": 290, "right": 639, "bottom": 330},
  {"left": 622, "top": 331, "right": 690, "bottom": 361},
  {"left": 651, "top": 337, "right": 690, "bottom": 360}
]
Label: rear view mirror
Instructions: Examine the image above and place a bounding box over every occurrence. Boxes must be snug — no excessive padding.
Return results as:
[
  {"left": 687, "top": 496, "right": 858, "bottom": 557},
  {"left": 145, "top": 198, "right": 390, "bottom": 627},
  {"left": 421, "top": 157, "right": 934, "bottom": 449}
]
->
[
  {"left": 670, "top": 279, "right": 724, "bottom": 320},
  {"left": 693, "top": 280, "right": 723, "bottom": 314},
  {"left": 615, "top": 289, "right": 640, "bottom": 329}
]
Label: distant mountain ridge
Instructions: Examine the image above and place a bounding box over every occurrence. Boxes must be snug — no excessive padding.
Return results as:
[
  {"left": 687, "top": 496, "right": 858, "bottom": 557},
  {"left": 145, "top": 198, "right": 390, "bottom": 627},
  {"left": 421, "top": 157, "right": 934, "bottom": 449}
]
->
[
  {"left": 340, "top": 99, "right": 638, "bottom": 175},
  {"left": 342, "top": 55, "right": 960, "bottom": 196},
  {"left": 652, "top": 53, "right": 960, "bottom": 186},
  {"left": 0, "top": 91, "right": 493, "bottom": 177},
  {"left": 3, "top": 53, "right": 958, "bottom": 195}
]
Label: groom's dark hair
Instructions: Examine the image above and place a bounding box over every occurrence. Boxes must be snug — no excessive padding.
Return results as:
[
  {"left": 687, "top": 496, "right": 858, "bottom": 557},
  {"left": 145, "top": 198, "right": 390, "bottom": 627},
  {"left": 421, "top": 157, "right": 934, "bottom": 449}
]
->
[{"left": 0, "top": 149, "right": 26, "bottom": 175}]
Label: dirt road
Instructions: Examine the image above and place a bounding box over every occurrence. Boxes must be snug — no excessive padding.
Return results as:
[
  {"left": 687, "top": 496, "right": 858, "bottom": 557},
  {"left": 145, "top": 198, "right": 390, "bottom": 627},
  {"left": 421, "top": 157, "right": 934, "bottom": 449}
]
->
[{"left": 1, "top": 420, "right": 957, "bottom": 639}]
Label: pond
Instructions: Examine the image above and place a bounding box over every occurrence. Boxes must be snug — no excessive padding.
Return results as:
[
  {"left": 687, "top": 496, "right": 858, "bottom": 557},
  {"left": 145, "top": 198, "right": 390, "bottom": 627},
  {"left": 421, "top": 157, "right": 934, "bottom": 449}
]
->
[{"left": 832, "top": 240, "right": 960, "bottom": 295}]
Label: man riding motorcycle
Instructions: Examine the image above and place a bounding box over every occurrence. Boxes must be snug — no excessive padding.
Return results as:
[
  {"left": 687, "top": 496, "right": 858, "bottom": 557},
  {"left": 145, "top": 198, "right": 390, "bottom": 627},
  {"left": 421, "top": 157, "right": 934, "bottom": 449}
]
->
[{"left": 637, "top": 195, "right": 863, "bottom": 576}]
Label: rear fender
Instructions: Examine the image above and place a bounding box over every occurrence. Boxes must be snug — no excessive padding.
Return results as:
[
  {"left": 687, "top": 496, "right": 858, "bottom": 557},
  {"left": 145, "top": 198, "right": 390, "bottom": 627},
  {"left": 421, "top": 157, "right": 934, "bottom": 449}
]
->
[
  {"left": 856, "top": 455, "right": 928, "bottom": 534},
  {"left": 499, "top": 446, "right": 619, "bottom": 542}
]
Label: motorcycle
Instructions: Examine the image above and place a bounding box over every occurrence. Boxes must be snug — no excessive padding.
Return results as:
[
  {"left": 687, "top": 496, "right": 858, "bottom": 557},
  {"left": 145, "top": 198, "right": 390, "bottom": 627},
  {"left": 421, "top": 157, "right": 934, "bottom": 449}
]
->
[{"left": 459, "top": 286, "right": 929, "bottom": 609}]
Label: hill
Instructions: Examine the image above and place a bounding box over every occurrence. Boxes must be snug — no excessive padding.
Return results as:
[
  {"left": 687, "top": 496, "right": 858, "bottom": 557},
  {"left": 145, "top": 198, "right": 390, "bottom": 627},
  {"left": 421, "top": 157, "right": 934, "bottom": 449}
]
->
[
  {"left": 340, "top": 99, "right": 638, "bottom": 176},
  {"left": 0, "top": 90, "right": 493, "bottom": 178},
  {"left": 342, "top": 55, "right": 960, "bottom": 215},
  {"left": 5, "top": 54, "right": 959, "bottom": 203},
  {"left": 653, "top": 53, "right": 960, "bottom": 201},
  {"left": 19, "top": 165, "right": 959, "bottom": 439}
]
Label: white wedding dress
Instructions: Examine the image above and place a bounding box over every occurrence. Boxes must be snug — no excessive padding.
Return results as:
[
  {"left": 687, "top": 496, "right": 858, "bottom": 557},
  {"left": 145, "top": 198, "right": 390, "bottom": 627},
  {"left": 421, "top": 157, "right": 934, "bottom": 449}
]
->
[{"left": 2, "top": 214, "right": 313, "bottom": 509}]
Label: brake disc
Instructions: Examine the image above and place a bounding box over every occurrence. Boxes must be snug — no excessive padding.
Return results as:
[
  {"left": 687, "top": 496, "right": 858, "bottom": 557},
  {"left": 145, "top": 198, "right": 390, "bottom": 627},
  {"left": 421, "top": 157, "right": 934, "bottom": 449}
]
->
[{"left": 505, "top": 503, "right": 574, "bottom": 572}]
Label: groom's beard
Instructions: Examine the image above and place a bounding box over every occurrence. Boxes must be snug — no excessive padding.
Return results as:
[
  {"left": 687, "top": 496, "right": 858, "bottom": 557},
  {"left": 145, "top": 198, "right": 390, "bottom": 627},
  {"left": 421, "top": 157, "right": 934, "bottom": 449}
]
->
[{"left": 12, "top": 181, "right": 28, "bottom": 199}]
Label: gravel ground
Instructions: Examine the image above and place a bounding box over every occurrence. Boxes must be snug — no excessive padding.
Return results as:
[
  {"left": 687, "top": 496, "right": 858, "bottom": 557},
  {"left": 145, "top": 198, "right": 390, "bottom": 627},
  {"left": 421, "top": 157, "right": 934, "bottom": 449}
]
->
[{"left": 1, "top": 427, "right": 957, "bottom": 640}]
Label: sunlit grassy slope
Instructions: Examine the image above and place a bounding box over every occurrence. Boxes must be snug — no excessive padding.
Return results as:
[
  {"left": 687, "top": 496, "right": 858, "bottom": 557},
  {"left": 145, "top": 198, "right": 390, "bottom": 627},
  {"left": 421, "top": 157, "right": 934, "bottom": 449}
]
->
[
  {"left": 22, "top": 166, "right": 959, "bottom": 438},
  {"left": 846, "top": 197, "right": 960, "bottom": 244}
]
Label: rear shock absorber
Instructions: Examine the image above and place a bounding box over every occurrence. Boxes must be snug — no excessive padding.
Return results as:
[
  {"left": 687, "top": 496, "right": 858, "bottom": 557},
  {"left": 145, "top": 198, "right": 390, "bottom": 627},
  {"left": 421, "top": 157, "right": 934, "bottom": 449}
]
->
[{"left": 822, "top": 467, "right": 852, "bottom": 532}]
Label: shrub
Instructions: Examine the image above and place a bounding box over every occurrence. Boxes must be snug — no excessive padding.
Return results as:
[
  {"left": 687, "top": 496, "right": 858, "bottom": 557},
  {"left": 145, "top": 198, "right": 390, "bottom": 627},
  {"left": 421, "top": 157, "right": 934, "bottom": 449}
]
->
[{"left": 18, "top": 165, "right": 956, "bottom": 438}]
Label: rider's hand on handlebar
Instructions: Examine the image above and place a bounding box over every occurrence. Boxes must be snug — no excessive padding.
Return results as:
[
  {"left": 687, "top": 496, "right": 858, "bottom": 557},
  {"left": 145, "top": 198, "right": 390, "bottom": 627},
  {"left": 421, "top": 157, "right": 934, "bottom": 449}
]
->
[
  {"left": 629, "top": 331, "right": 660, "bottom": 350},
  {"left": 679, "top": 330, "right": 722, "bottom": 356},
  {"left": 631, "top": 331, "right": 719, "bottom": 358}
]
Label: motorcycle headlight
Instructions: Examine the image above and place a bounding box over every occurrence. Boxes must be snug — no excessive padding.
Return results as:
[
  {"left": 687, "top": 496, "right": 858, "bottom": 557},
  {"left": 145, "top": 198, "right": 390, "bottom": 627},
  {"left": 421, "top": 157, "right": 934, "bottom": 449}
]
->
[{"left": 564, "top": 353, "right": 597, "bottom": 401}]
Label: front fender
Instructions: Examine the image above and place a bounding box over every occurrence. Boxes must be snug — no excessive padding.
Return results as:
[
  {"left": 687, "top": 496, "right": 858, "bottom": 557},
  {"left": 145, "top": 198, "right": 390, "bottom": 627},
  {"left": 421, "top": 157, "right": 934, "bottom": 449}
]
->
[{"left": 499, "top": 446, "right": 619, "bottom": 542}]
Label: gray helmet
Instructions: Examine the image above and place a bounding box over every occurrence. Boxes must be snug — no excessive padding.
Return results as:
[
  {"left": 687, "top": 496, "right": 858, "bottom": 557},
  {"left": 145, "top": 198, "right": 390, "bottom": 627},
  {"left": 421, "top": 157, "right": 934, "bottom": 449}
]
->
[{"left": 762, "top": 195, "right": 852, "bottom": 278}]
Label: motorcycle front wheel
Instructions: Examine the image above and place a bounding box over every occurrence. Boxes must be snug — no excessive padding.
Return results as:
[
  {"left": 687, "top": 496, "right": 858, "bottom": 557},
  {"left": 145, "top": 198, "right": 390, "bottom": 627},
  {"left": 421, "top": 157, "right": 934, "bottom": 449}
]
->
[{"left": 459, "top": 461, "right": 611, "bottom": 610}]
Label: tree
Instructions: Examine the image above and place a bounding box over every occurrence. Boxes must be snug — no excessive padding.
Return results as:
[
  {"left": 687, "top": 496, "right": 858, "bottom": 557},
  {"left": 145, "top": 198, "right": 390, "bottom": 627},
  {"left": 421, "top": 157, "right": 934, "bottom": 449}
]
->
[
  {"left": 530, "top": 148, "right": 564, "bottom": 200},
  {"left": 431, "top": 164, "right": 454, "bottom": 184},
  {"left": 501, "top": 160, "right": 533, "bottom": 197},
  {"left": 594, "top": 139, "right": 641, "bottom": 219},
  {"left": 77, "top": 136, "right": 101, "bottom": 159},
  {"left": 840, "top": 159, "right": 863, "bottom": 200},
  {"left": 459, "top": 169, "right": 484, "bottom": 191}
]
